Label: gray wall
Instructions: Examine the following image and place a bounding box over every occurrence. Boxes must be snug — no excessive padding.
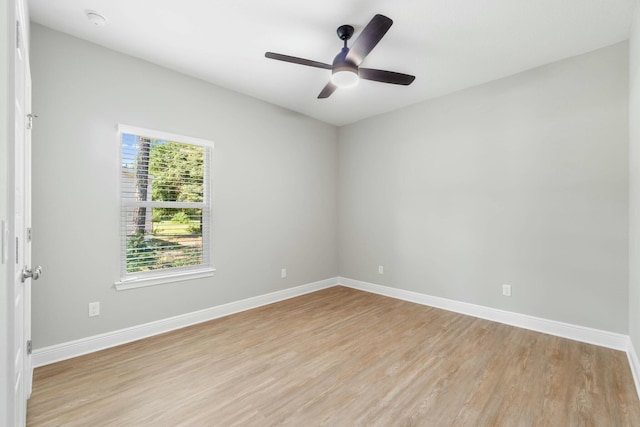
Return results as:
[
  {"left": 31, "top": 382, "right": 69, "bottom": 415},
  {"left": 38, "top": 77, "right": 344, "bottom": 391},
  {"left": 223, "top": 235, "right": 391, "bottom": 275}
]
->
[
  {"left": 31, "top": 21, "right": 632, "bottom": 349},
  {"left": 30, "top": 24, "right": 338, "bottom": 348},
  {"left": 338, "top": 43, "right": 629, "bottom": 333},
  {"left": 630, "top": 5, "right": 640, "bottom": 352}
]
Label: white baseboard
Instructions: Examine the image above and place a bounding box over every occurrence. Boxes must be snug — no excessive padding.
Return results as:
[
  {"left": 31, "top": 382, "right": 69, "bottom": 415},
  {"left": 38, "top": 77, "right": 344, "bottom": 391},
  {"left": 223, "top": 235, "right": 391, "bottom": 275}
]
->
[
  {"left": 338, "top": 277, "right": 629, "bottom": 351},
  {"left": 628, "top": 339, "right": 640, "bottom": 400},
  {"left": 32, "top": 277, "right": 338, "bottom": 368},
  {"left": 32, "top": 275, "right": 633, "bottom": 377}
]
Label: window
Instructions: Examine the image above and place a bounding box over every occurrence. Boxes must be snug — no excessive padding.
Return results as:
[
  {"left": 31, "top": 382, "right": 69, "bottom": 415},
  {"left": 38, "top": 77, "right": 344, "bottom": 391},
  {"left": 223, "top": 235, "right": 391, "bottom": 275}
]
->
[{"left": 116, "top": 125, "right": 214, "bottom": 290}]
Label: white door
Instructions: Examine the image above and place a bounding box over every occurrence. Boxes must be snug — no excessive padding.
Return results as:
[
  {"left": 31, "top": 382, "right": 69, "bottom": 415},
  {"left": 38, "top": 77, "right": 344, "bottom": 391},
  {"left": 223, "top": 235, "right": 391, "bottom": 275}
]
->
[
  {"left": 24, "top": 59, "right": 34, "bottom": 401},
  {"left": 11, "top": 0, "right": 34, "bottom": 425}
]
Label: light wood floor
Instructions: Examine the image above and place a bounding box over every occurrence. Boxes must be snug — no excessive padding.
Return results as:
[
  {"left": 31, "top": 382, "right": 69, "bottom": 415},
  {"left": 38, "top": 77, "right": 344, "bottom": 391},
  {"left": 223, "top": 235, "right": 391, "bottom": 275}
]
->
[{"left": 28, "top": 286, "right": 640, "bottom": 426}]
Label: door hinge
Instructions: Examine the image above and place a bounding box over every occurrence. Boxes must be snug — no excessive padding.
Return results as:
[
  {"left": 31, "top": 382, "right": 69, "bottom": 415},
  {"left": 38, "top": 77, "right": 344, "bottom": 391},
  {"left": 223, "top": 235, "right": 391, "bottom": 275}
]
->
[
  {"left": 27, "top": 227, "right": 31, "bottom": 242},
  {"left": 27, "top": 340, "right": 32, "bottom": 355},
  {"left": 27, "top": 114, "right": 38, "bottom": 130}
]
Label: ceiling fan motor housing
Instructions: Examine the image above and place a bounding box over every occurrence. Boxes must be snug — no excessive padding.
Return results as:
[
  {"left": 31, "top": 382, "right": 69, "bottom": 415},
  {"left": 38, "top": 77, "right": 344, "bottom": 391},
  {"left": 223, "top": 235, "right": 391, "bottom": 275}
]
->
[{"left": 332, "top": 47, "right": 359, "bottom": 87}]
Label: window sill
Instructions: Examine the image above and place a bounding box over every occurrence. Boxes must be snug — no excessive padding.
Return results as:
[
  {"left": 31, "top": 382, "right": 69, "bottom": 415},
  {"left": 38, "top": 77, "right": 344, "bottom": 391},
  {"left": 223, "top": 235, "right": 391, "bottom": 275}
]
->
[{"left": 114, "top": 268, "right": 216, "bottom": 291}]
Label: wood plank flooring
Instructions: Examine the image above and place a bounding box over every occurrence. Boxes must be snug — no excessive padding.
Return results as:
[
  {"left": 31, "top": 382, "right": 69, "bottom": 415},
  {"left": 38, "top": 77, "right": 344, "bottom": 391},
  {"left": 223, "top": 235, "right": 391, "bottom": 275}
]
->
[{"left": 27, "top": 286, "right": 640, "bottom": 426}]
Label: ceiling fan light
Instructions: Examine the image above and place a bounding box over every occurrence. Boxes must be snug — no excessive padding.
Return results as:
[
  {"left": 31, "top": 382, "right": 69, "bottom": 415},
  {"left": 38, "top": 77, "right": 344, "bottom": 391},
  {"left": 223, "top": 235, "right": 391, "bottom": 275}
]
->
[{"left": 331, "top": 69, "right": 359, "bottom": 88}]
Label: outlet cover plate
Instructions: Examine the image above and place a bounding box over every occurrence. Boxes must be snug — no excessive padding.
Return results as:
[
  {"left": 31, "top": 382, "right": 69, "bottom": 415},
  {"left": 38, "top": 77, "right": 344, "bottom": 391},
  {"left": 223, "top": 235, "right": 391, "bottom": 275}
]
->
[
  {"left": 502, "top": 284, "right": 512, "bottom": 297},
  {"left": 89, "top": 302, "right": 100, "bottom": 317}
]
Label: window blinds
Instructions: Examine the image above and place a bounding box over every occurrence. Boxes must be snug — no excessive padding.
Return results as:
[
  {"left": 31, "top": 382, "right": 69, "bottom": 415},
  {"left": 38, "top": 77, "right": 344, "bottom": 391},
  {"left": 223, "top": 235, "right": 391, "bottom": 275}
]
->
[{"left": 120, "top": 131, "right": 211, "bottom": 279}]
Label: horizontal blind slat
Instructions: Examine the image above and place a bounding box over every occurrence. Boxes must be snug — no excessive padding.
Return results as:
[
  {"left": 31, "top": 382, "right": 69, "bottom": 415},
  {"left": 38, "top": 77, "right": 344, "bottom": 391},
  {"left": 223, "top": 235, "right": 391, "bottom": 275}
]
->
[{"left": 121, "top": 201, "right": 206, "bottom": 209}]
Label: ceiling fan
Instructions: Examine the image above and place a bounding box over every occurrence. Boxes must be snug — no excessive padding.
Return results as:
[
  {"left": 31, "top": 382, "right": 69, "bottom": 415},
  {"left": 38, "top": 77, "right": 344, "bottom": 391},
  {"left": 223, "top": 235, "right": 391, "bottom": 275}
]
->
[{"left": 265, "top": 14, "right": 415, "bottom": 99}]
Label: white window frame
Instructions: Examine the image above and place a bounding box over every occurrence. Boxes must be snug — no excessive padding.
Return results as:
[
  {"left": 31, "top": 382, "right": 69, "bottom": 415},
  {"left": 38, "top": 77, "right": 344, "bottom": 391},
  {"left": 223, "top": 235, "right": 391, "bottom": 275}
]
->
[{"left": 115, "top": 124, "right": 215, "bottom": 291}]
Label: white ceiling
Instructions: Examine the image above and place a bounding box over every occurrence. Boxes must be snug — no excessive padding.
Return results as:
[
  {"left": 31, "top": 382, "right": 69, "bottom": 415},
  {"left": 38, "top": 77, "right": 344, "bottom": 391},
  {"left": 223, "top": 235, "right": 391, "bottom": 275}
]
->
[{"left": 28, "top": 0, "right": 633, "bottom": 126}]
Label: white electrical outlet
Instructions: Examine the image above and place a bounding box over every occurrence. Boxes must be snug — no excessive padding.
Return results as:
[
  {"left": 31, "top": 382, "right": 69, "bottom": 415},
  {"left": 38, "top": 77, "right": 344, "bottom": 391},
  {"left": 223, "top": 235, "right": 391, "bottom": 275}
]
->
[
  {"left": 281, "top": 268, "right": 287, "bottom": 279},
  {"left": 378, "top": 265, "right": 384, "bottom": 274},
  {"left": 502, "top": 284, "right": 512, "bottom": 297},
  {"left": 88, "top": 302, "right": 100, "bottom": 317}
]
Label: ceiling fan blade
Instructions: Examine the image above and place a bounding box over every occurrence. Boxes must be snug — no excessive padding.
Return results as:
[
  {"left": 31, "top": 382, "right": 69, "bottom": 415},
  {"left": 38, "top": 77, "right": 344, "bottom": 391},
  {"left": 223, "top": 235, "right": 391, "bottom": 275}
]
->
[
  {"left": 346, "top": 14, "right": 393, "bottom": 66},
  {"left": 359, "top": 68, "right": 415, "bottom": 85},
  {"left": 265, "top": 52, "right": 332, "bottom": 70},
  {"left": 318, "top": 82, "right": 338, "bottom": 99}
]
